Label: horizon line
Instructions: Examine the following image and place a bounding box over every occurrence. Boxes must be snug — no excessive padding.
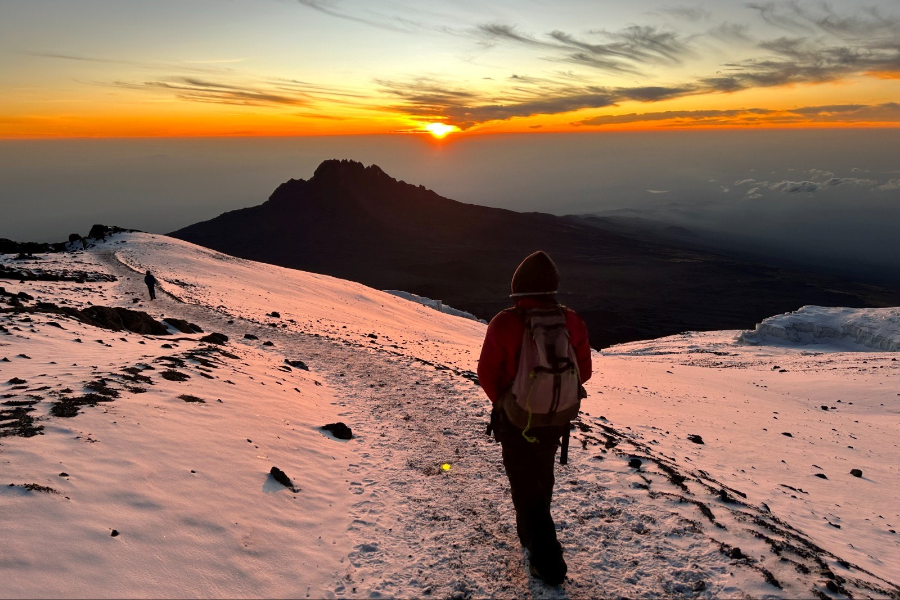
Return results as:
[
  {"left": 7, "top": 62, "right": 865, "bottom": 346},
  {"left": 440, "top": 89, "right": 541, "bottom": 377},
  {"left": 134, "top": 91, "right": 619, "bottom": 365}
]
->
[{"left": 3, "top": 123, "right": 900, "bottom": 141}]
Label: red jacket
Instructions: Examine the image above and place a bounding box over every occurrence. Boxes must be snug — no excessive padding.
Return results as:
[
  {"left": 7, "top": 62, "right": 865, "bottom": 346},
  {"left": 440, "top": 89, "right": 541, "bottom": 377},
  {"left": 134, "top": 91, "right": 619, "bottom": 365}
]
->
[{"left": 477, "top": 299, "right": 592, "bottom": 404}]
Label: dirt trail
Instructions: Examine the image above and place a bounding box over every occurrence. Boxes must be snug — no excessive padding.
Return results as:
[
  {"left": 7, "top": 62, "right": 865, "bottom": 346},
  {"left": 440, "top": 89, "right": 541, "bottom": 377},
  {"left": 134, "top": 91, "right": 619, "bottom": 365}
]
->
[{"left": 95, "top": 249, "right": 806, "bottom": 599}]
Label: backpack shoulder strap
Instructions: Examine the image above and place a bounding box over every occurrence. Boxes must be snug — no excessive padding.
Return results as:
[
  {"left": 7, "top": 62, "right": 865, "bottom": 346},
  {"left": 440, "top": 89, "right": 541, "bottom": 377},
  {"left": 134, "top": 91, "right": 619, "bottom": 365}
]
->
[{"left": 502, "top": 305, "right": 529, "bottom": 331}]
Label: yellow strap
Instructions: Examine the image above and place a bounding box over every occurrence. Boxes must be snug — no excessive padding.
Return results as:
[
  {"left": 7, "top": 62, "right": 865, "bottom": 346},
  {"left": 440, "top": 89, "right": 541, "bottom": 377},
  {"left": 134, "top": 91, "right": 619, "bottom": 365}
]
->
[{"left": 521, "top": 372, "right": 538, "bottom": 443}]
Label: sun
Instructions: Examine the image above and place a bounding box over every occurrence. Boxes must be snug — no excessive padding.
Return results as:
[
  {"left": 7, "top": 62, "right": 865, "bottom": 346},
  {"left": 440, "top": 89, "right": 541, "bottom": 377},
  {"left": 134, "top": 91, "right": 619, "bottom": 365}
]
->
[{"left": 424, "top": 122, "right": 457, "bottom": 138}]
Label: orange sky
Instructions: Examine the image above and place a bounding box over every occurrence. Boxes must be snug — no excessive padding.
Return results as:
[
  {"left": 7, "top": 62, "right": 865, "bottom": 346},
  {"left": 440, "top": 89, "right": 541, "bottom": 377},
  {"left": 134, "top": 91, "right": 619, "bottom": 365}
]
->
[{"left": 2, "top": 1, "right": 899, "bottom": 138}]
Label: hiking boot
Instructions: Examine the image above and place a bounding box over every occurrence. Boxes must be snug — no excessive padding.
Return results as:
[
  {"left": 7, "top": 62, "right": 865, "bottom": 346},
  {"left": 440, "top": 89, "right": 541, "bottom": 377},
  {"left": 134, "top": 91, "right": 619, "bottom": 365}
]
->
[{"left": 528, "top": 553, "right": 567, "bottom": 586}]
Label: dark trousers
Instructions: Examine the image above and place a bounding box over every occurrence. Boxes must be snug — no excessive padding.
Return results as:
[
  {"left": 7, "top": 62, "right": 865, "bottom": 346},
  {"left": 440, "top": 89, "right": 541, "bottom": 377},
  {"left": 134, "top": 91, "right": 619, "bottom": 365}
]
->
[
  {"left": 498, "top": 415, "right": 565, "bottom": 565},
  {"left": 147, "top": 284, "right": 156, "bottom": 300}
]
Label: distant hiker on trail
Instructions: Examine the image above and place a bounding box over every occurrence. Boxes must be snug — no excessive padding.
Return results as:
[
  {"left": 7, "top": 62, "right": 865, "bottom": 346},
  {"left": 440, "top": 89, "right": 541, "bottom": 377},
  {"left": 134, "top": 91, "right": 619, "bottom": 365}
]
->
[
  {"left": 144, "top": 270, "right": 157, "bottom": 300},
  {"left": 478, "top": 250, "right": 592, "bottom": 586}
]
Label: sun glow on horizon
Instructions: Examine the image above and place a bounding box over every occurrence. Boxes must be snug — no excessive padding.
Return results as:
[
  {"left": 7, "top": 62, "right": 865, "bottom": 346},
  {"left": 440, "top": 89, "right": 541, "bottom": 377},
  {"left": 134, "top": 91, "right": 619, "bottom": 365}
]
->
[{"left": 424, "top": 123, "right": 457, "bottom": 139}]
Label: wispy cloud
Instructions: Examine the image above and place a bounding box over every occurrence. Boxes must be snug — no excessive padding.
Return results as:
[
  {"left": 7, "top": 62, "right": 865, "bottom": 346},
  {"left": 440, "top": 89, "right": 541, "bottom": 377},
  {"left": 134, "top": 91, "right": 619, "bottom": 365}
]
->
[
  {"left": 143, "top": 78, "right": 310, "bottom": 107},
  {"left": 183, "top": 58, "right": 249, "bottom": 64},
  {"left": 652, "top": 6, "right": 711, "bottom": 22},
  {"left": 702, "top": 37, "right": 900, "bottom": 92},
  {"left": 747, "top": 2, "right": 900, "bottom": 39},
  {"left": 28, "top": 51, "right": 129, "bottom": 64},
  {"left": 574, "top": 103, "right": 900, "bottom": 127},
  {"left": 296, "top": 0, "right": 416, "bottom": 33},
  {"left": 477, "top": 23, "right": 695, "bottom": 76},
  {"left": 100, "top": 70, "right": 380, "bottom": 111},
  {"left": 30, "top": 2, "right": 900, "bottom": 131},
  {"left": 26, "top": 51, "right": 239, "bottom": 75},
  {"left": 376, "top": 75, "right": 703, "bottom": 129}
]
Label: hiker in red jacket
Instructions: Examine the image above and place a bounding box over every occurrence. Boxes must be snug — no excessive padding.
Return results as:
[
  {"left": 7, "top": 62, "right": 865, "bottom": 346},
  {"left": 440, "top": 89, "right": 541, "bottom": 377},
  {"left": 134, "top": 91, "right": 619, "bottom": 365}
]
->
[{"left": 478, "top": 250, "right": 592, "bottom": 586}]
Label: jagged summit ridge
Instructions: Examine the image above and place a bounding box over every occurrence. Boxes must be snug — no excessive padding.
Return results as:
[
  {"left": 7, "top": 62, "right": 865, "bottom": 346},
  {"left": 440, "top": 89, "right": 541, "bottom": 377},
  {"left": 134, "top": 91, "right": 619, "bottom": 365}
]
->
[
  {"left": 267, "top": 159, "right": 415, "bottom": 205},
  {"left": 313, "top": 159, "right": 388, "bottom": 181}
]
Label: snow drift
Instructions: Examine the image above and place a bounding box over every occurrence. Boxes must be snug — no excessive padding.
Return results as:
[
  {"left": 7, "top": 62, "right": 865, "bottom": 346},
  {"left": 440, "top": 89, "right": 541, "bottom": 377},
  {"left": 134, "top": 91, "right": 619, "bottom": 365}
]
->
[
  {"left": 382, "top": 290, "right": 485, "bottom": 323},
  {"left": 739, "top": 305, "right": 900, "bottom": 351}
]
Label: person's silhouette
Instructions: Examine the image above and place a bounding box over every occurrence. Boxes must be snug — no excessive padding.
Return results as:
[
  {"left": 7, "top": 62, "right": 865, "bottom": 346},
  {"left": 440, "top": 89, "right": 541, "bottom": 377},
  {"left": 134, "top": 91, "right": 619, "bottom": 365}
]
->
[{"left": 144, "top": 270, "right": 157, "bottom": 300}]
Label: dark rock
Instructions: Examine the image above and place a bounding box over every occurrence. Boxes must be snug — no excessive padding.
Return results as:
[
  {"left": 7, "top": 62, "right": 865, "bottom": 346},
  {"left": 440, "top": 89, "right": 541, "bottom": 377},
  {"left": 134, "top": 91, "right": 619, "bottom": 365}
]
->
[
  {"left": 286, "top": 359, "right": 309, "bottom": 371},
  {"left": 728, "top": 547, "right": 743, "bottom": 559},
  {"left": 687, "top": 434, "right": 704, "bottom": 444},
  {"left": 75, "top": 306, "right": 170, "bottom": 335},
  {"left": 110, "top": 529, "right": 119, "bottom": 537},
  {"left": 50, "top": 393, "right": 114, "bottom": 417},
  {"left": 781, "top": 432, "right": 793, "bottom": 437},
  {"left": 243, "top": 334, "right": 258, "bottom": 340},
  {"left": 850, "top": 469, "right": 863, "bottom": 478},
  {"left": 84, "top": 379, "right": 120, "bottom": 398},
  {"left": 179, "top": 394, "right": 205, "bottom": 403},
  {"left": 85, "top": 224, "right": 135, "bottom": 241},
  {"left": 270, "top": 466, "right": 294, "bottom": 489},
  {"left": 7, "top": 378, "right": 26, "bottom": 385},
  {"left": 199, "top": 332, "right": 228, "bottom": 345},
  {"left": 163, "top": 318, "right": 203, "bottom": 333},
  {"left": 16, "top": 291, "right": 34, "bottom": 301},
  {"left": 814, "top": 473, "right": 828, "bottom": 479},
  {"left": 160, "top": 343, "right": 173, "bottom": 349},
  {"left": 131, "top": 298, "right": 139, "bottom": 304},
  {"left": 89, "top": 224, "right": 110, "bottom": 240},
  {"left": 19, "top": 483, "right": 57, "bottom": 493},
  {"left": 262, "top": 341, "right": 274, "bottom": 346},
  {"left": 0, "top": 238, "right": 54, "bottom": 258},
  {"left": 160, "top": 369, "right": 190, "bottom": 382},
  {"left": 322, "top": 422, "right": 353, "bottom": 440},
  {"left": 367, "top": 333, "right": 378, "bottom": 339},
  {"left": 59, "top": 472, "right": 69, "bottom": 477},
  {"left": 628, "top": 458, "right": 642, "bottom": 469},
  {"left": 269, "top": 311, "right": 280, "bottom": 318}
]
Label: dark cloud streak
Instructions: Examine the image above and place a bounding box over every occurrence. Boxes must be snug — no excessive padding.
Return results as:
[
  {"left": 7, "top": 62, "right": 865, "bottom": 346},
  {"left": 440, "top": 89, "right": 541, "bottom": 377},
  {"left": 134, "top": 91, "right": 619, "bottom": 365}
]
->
[
  {"left": 478, "top": 23, "right": 695, "bottom": 75},
  {"left": 296, "top": 0, "right": 412, "bottom": 33},
  {"left": 574, "top": 103, "right": 900, "bottom": 127}
]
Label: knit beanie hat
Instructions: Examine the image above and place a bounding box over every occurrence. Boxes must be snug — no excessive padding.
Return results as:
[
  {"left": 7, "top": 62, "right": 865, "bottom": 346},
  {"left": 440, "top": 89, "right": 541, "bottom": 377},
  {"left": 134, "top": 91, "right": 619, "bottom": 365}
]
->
[{"left": 510, "top": 251, "right": 560, "bottom": 297}]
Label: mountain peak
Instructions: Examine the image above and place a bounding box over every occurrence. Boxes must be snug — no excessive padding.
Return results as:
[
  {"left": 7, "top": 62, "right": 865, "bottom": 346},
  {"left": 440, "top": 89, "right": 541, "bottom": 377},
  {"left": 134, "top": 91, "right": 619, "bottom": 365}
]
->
[
  {"left": 312, "top": 159, "right": 389, "bottom": 182},
  {"left": 267, "top": 159, "right": 394, "bottom": 204}
]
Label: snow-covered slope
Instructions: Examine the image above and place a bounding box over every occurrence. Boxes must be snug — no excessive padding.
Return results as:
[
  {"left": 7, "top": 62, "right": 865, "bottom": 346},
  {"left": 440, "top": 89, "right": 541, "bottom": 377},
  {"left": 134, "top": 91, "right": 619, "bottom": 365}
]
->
[{"left": 2, "top": 233, "right": 898, "bottom": 599}]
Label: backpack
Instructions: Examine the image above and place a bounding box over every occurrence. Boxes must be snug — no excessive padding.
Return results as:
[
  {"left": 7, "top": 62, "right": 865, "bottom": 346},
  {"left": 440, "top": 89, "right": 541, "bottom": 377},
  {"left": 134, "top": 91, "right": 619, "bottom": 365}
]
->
[{"left": 502, "top": 305, "right": 582, "bottom": 442}]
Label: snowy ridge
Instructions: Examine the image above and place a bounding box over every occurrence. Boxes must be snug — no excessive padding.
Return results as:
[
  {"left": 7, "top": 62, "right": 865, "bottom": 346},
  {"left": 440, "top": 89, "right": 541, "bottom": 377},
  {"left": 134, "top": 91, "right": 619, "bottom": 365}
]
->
[
  {"left": 2, "top": 233, "right": 899, "bottom": 599},
  {"left": 382, "top": 290, "right": 485, "bottom": 323},
  {"left": 739, "top": 306, "right": 900, "bottom": 352}
]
